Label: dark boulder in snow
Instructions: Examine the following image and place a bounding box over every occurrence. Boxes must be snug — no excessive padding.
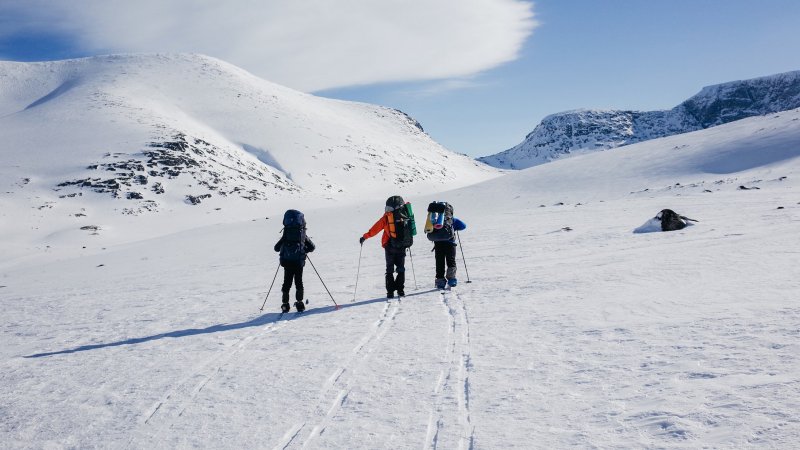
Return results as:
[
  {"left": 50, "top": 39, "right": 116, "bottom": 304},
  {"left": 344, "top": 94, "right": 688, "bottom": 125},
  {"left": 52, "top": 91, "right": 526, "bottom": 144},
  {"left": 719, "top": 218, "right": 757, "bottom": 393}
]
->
[{"left": 634, "top": 209, "right": 698, "bottom": 233}]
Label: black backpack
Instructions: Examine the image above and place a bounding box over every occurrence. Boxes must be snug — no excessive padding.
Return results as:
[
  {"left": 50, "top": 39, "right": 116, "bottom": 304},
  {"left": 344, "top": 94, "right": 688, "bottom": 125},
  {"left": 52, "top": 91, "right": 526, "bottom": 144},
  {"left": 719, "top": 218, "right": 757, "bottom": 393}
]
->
[
  {"left": 280, "top": 209, "right": 307, "bottom": 262},
  {"left": 426, "top": 201, "right": 454, "bottom": 242},
  {"left": 657, "top": 209, "right": 686, "bottom": 231},
  {"left": 386, "top": 196, "right": 415, "bottom": 249}
]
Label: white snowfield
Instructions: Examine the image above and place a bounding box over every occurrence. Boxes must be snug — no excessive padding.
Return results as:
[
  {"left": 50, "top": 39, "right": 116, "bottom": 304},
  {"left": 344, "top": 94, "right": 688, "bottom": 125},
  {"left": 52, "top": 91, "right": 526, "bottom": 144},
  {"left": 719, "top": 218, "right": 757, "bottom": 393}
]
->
[{"left": 2, "top": 57, "right": 800, "bottom": 448}]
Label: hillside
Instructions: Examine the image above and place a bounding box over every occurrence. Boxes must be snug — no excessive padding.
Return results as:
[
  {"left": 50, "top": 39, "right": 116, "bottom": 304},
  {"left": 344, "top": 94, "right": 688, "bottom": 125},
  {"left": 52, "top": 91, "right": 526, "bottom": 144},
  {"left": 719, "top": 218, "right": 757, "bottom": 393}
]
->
[
  {"left": 479, "top": 70, "right": 800, "bottom": 169},
  {"left": 0, "top": 54, "right": 496, "bottom": 264}
]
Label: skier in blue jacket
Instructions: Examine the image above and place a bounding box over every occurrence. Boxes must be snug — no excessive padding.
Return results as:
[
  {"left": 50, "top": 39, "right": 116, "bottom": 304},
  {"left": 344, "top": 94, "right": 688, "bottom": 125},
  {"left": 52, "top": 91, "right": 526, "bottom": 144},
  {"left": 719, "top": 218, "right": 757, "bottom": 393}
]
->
[{"left": 434, "top": 217, "right": 466, "bottom": 289}]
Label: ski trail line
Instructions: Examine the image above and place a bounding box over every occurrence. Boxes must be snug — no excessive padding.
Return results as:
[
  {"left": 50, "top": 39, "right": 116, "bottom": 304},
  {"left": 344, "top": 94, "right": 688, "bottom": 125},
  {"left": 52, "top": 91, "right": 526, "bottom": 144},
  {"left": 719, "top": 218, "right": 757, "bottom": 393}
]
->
[
  {"left": 425, "top": 290, "right": 474, "bottom": 450},
  {"left": 271, "top": 423, "right": 304, "bottom": 450},
  {"left": 425, "top": 290, "right": 457, "bottom": 450},
  {"left": 452, "top": 290, "right": 476, "bottom": 450},
  {"left": 128, "top": 313, "right": 294, "bottom": 448},
  {"left": 275, "top": 299, "right": 401, "bottom": 450}
]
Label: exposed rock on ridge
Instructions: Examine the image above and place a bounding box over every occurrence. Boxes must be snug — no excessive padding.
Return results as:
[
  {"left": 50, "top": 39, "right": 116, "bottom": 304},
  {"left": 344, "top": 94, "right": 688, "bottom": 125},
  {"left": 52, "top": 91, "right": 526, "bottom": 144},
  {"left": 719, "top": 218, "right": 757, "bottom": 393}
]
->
[{"left": 480, "top": 70, "right": 800, "bottom": 169}]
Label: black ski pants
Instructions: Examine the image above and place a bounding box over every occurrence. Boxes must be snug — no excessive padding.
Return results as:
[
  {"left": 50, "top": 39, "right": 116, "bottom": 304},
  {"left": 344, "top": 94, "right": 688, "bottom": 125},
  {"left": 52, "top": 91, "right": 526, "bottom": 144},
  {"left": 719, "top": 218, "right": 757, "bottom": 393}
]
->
[
  {"left": 384, "top": 246, "right": 406, "bottom": 294},
  {"left": 281, "top": 262, "right": 304, "bottom": 302},
  {"left": 434, "top": 241, "right": 457, "bottom": 280}
]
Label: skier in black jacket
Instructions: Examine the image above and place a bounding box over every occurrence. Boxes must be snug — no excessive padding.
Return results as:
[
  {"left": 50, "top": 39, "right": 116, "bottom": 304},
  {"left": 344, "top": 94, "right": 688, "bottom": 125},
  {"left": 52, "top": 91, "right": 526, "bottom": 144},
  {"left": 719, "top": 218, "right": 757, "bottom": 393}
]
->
[{"left": 274, "top": 210, "right": 316, "bottom": 313}]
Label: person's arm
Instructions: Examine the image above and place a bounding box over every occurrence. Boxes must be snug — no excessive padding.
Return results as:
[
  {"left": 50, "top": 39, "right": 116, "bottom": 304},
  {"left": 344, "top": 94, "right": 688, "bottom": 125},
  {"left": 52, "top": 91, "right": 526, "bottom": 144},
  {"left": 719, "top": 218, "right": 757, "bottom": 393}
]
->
[
  {"left": 305, "top": 237, "right": 316, "bottom": 253},
  {"left": 362, "top": 215, "right": 386, "bottom": 240},
  {"left": 453, "top": 218, "right": 466, "bottom": 231},
  {"left": 274, "top": 237, "right": 283, "bottom": 252}
]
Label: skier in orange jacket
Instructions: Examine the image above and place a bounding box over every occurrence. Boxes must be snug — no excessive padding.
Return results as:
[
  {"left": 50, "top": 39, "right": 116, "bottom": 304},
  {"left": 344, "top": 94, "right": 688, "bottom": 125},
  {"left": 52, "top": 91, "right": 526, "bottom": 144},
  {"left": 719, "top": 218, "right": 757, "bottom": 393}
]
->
[{"left": 360, "top": 195, "right": 415, "bottom": 298}]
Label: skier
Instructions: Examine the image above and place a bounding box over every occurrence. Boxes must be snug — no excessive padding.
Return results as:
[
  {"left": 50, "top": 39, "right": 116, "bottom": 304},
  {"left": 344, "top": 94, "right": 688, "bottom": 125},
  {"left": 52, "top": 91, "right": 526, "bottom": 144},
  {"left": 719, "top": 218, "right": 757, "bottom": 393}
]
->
[
  {"left": 359, "top": 196, "right": 416, "bottom": 298},
  {"left": 274, "top": 209, "right": 315, "bottom": 313},
  {"left": 425, "top": 201, "right": 466, "bottom": 289}
]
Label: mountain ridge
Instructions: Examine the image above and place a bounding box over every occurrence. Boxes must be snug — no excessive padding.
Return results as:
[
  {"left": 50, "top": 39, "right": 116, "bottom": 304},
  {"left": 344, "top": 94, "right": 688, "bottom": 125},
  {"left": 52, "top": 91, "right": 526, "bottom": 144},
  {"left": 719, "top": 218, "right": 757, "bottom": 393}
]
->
[{"left": 479, "top": 70, "right": 800, "bottom": 169}]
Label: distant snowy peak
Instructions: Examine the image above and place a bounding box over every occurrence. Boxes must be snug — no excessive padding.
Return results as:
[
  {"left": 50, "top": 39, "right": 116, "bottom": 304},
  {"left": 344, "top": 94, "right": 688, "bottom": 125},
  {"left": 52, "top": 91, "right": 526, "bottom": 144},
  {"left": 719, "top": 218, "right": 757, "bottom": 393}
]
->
[
  {"left": 480, "top": 70, "right": 800, "bottom": 169},
  {"left": 477, "top": 109, "right": 693, "bottom": 169},
  {"left": 681, "top": 70, "right": 800, "bottom": 127}
]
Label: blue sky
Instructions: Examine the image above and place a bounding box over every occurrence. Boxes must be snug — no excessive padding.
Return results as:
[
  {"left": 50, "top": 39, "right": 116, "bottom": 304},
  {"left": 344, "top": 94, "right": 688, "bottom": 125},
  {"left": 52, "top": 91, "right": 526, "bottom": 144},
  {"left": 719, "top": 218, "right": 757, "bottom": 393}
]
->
[
  {"left": 320, "top": 1, "right": 800, "bottom": 156},
  {"left": 2, "top": 1, "right": 799, "bottom": 157}
]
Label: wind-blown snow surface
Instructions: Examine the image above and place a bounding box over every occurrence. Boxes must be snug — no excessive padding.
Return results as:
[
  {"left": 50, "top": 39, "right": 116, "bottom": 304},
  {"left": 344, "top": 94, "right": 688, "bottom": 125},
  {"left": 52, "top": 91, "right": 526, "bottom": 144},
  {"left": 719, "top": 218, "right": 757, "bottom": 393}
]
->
[
  {"left": 0, "top": 54, "right": 495, "bottom": 267},
  {"left": 2, "top": 113, "right": 800, "bottom": 446}
]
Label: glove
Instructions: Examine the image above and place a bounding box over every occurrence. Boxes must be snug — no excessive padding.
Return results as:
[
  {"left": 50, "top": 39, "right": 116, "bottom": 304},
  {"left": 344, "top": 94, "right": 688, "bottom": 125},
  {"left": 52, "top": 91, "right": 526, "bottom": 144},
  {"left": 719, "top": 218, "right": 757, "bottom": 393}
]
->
[{"left": 359, "top": 236, "right": 365, "bottom": 245}]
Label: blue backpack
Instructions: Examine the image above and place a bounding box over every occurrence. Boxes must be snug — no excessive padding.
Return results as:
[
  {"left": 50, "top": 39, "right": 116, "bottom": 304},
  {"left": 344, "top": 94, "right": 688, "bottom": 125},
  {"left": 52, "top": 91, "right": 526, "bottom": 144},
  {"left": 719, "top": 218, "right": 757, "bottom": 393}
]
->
[{"left": 280, "top": 210, "right": 307, "bottom": 263}]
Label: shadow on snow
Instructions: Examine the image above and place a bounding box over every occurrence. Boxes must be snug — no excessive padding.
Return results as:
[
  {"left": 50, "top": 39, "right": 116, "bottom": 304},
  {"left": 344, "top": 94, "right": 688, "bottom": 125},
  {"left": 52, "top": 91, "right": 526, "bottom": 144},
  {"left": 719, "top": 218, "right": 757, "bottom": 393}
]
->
[{"left": 24, "top": 289, "right": 439, "bottom": 358}]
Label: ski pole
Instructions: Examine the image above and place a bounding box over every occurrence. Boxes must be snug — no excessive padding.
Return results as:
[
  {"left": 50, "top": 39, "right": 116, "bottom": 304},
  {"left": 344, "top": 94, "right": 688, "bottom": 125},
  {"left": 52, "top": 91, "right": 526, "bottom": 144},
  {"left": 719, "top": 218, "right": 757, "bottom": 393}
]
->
[
  {"left": 307, "top": 255, "right": 339, "bottom": 309},
  {"left": 456, "top": 230, "right": 472, "bottom": 283},
  {"left": 353, "top": 245, "right": 363, "bottom": 302},
  {"left": 259, "top": 264, "right": 281, "bottom": 311},
  {"left": 407, "top": 247, "right": 418, "bottom": 290}
]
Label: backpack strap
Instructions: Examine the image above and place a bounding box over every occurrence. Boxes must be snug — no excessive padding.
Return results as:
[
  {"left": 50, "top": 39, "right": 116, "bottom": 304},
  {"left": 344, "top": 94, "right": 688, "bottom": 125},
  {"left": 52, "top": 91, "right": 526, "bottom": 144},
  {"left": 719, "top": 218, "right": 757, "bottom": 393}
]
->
[{"left": 386, "top": 211, "right": 397, "bottom": 238}]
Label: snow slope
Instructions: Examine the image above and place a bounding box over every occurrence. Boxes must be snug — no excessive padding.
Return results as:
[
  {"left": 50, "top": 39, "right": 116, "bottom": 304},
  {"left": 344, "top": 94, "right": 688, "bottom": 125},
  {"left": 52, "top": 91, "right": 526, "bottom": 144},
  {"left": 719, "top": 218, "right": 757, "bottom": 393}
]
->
[
  {"left": 480, "top": 70, "right": 800, "bottom": 169},
  {"left": 0, "top": 54, "right": 496, "bottom": 266},
  {"left": 2, "top": 90, "right": 800, "bottom": 447}
]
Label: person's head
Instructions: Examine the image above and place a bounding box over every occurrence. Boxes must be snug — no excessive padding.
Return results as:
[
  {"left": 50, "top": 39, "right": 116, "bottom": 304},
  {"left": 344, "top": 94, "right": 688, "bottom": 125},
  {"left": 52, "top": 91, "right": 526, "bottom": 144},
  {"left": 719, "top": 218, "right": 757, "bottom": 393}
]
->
[{"left": 385, "top": 195, "right": 405, "bottom": 212}]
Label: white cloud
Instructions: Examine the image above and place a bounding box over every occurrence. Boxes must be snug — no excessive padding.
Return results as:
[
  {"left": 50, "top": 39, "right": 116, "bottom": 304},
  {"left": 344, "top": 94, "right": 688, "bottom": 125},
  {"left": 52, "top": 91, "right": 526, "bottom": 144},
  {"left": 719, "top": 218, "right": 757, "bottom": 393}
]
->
[{"left": 2, "top": 0, "right": 537, "bottom": 92}]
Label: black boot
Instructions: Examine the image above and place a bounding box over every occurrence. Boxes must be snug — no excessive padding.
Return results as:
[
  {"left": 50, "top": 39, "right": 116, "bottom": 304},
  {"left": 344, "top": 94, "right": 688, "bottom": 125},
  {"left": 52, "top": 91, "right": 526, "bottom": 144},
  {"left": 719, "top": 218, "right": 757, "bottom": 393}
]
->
[
  {"left": 294, "top": 300, "right": 306, "bottom": 313},
  {"left": 385, "top": 273, "right": 395, "bottom": 298},
  {"left": 395, "top": 272, "right": 405, "bottom": 297},
  {"left": 281, "top": 291, "right": 290, "bottom": 313}
]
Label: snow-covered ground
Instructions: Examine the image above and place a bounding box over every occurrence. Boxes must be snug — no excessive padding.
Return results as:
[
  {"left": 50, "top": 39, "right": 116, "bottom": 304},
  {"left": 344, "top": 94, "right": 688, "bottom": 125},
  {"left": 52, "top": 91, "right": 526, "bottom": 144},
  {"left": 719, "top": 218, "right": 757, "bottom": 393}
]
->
[{"left": 3, "top": 83, "right": 800, "bottom": 447}]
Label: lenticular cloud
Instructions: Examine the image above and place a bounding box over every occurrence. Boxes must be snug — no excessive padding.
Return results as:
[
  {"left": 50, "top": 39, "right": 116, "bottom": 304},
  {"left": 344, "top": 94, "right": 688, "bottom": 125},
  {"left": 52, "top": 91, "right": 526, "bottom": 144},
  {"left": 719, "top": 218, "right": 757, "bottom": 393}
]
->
[{"left": 1, "top": 0, "right": 537, "bottom": 92}]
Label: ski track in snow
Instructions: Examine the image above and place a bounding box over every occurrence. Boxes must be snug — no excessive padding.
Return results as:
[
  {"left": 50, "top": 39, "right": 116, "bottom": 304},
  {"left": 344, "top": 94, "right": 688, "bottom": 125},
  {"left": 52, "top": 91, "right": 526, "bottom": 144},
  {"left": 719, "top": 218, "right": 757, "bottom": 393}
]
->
[
  {"left": 128, "top": 312, "right": 296, "bottom": 447},
  {"left": 425, "top": 289, "right": 475, "bottom": 450},
  {"left": 272, "top": 299, "right": 402, "bottom": 450}
]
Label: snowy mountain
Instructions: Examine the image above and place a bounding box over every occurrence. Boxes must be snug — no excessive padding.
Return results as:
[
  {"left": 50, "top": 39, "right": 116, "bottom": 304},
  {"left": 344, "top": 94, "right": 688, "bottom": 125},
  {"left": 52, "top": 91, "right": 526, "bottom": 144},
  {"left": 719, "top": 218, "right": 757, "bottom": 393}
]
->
[
  {"left": 0, "top": 54, "right": 497, "bottom": 261},
  {"left": 479, "top": 70, "right": 800, "bottom": 169}
]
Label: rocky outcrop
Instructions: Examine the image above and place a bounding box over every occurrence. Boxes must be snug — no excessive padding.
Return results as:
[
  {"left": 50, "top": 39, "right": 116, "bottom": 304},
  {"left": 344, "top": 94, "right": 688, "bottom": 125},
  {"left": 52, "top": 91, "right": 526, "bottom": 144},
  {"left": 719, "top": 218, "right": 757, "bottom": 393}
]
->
[{"left": 55, "top": 132, "right": 298, "bottom": 213}]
